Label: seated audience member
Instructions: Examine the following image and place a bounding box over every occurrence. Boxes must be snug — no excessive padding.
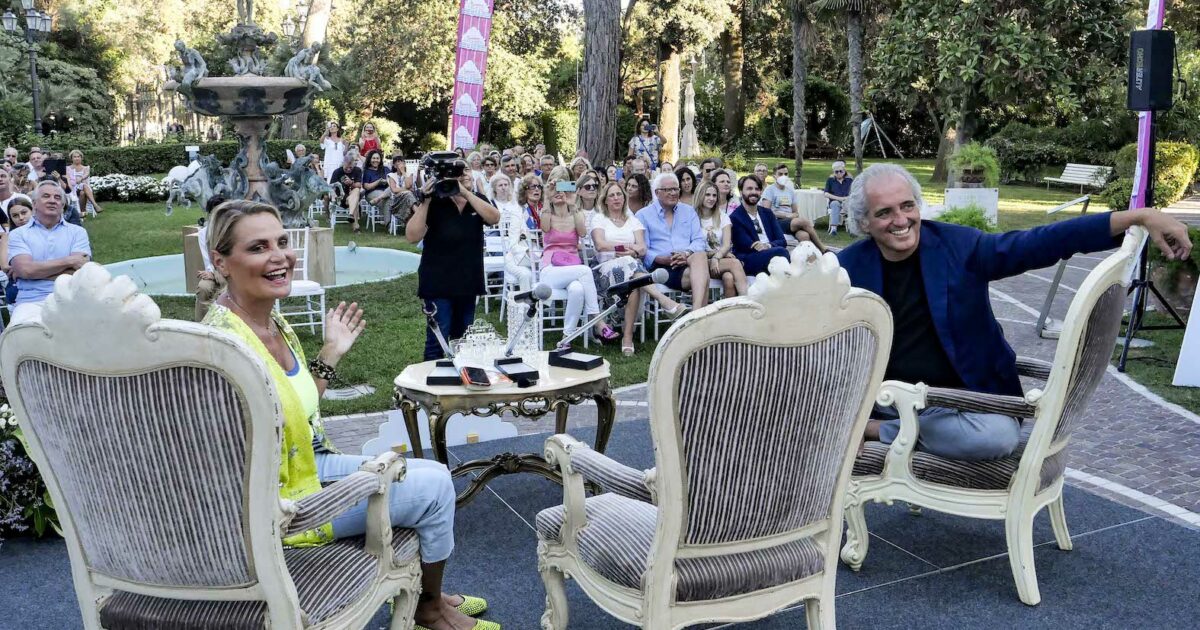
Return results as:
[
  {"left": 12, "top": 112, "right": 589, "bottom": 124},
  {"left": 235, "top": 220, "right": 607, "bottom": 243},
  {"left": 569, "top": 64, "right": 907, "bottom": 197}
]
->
[
  {"left": 331, "top": 151, "right": 365, "bottom": 232},
  {"left": 407, "top": 160, "right": 501, "bottom": 360},
  {"left": 693, "top": 178, "right": 748, "bottom": 297},
  {"left": 203, "top": 200, "right": 497, "bottom": 630},
  {"left": 532, "top": 144, "right": 546, "bottom": 160},
  {"left": 762, "top": 162, "right": 824, "bottom": 250},
  {"left": 467, "top": 151, "right": 489, "bottom": 194},
  {"left": 481, "top": 155, "right": 499, "bottom": 199},
  {"left": 194, "top": 194, "right": 228, "bottom": 321},
  {"left": 356, "top": 121, "right": 381, "bottom": 156},
  {"left": 1, "top": 196, "right": 32, "bottom": 307},
  {"left": 712, "top": 169, "right": 737, "bottom": 213},
  {"left": 539, "top": 174, "right": 618, "bottom": 348},
  {"left": 753, "top": 162, "right": 769, "bottom": 183},
  {"left": 628, "top": 156, "right": 650, "bottom": 179},
  {"left": 574, "top": 170, "right": 601, "bottom": 229},
  {"left": 624, "top": 173, "right": 652, "bottom": 214},
  {"left": 568, "top": 156, "right": 591, "bottom": 180},
  {"left": 386, "top": 155, "right": 417, "bottom": 226},
  {"left": 538, "top": 154, "right": 557, "bottom": 181},
  {"left": 675, "top": 166, "right": 697, "bottom": 207},
  {"left": 287, "top": 143, "right": 308, "bottom": 166},
  {"left": 24, "top": 148, "right": 45, "bottom": 185},
  {"left": 361, "top": 149, "right": 392, "bottom": 214},
  {"left": 0, "top": 169, "right": 30, "bottom": 225},
  {"left": 824, "top": 160, "right": 852, "bottom": 235},
  {"left": 840, "top": 163, "right": 1192, "bottom": 460},
  {"left": 500, "top": 155, "right": 519, "bottom": 181},
  {"left": 7, "top": 181, "right": 91, "bottom": 323},
  {"left": 729, "top": 174, "right": 789, "bottom": 276},
  {"left": 3, "top": 146, "right": 17, "bottom": 170},
  {"left": 498, "top": 175, "right": 535, "bottom": 293},
  {"left": 697, "top": 157, "right": 722, "bottom": 182},
  {"left": 67, "top": 150, "right": 102, "bottom": 215},
  {"left": 635, "top": 172, "right": 711, "bottom": 308},
  {"left": 13, "top": 165, "right": 33, "bottom": 194},
  {"left": 592, "top": 180, "right": 686, "bottom": 354},
  {"left": 519, "top": 154, "right": 537, "bottom": 178},
  {"left": 517, "top": 173, "right": 544, "bottom": 226},
  {"left": 606, "top": 163, "right": 619, "bottom": 183}
]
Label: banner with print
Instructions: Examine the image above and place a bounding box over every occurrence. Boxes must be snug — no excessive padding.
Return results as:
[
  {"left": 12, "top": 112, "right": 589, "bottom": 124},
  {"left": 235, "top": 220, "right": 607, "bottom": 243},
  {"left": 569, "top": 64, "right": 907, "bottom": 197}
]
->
[{"left": 450, "top": 0, "right": 494, "bottom": 150}]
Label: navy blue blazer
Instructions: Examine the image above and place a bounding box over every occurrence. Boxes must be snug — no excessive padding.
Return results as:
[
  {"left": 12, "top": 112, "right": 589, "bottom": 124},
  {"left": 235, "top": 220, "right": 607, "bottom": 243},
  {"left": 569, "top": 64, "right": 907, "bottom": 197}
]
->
[
  {"left": 836, "top": 214, "right": 1119, "bottom": 396},
  {"left": 730, "top": 204, "right": 789, "bottom": 275}
]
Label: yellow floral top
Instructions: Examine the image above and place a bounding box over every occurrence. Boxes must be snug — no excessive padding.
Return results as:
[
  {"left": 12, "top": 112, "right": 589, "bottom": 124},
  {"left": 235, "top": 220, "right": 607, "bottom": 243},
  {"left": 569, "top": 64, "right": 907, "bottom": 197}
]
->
[{"left": 204, "top": 304, "right": 335, "bottom": 547}]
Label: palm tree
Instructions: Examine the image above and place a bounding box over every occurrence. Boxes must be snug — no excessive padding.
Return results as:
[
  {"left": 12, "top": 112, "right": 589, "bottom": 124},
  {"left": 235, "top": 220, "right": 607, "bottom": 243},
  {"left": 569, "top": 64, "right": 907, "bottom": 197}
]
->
[
  {"left": 812, "top": 0, "right": 868, "bottom": 174},
  {"left": 788, "top": 0, "right": 815, "bottom": 178}
]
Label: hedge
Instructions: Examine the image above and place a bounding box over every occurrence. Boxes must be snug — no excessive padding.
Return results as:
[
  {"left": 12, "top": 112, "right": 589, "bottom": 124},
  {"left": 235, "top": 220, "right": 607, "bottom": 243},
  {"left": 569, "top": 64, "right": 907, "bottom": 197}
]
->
[
  {"left": 984, "top": 136, "right": 1068, "bottom": 184},
  {"left": 79, "top": 140, "right": 317, "bottom": 177},
  {"left": 1101, "top": 141, "right": 1199, "bottom": 211},
  {"left": 540, "top": 110, "right": 578, "bottom": 159}
]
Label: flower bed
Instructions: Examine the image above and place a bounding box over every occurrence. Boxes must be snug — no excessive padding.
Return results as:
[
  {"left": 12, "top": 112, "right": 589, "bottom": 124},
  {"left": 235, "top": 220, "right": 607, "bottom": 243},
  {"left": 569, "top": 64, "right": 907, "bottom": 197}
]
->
[
  {"left": 0, "top": 402, "right": 60, "bottom": 541},
  {"left": 90, "top": 174, "right": 171, "bottom": 203}
]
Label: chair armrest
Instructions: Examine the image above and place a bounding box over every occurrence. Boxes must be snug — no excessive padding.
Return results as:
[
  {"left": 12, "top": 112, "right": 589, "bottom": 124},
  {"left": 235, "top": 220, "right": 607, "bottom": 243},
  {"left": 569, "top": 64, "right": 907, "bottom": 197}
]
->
[
  {"left": 568, "top": 443, "right": 654, "bottom": 504},
  {"left": 1015, "top": 356, "right": 1052, "bottom": 381},
  {"left": 925, "top": 387, "right": 1038, "bottom": 419},
  {"left": 282, "top": 451, "right": 406, "bottom": 539}
]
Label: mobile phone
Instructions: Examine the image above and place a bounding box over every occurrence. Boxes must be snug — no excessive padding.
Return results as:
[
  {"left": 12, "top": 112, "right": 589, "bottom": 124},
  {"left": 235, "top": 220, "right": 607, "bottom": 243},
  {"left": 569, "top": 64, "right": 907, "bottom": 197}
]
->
[
  {"left": 460, "top": 366, "right": 491, "bottom": 388},
  {"left": 615, "top": 244, "right": 627, "bottom": 252},
  {"left": 555, "top": 181, "right": 576, "bottom": 193}
]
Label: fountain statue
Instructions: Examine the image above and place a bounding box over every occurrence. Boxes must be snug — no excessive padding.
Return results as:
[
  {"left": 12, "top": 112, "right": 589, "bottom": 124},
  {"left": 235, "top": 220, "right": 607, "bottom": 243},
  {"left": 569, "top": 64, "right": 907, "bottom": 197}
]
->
[
  {"left": 167, "top": 6, "right": 338, "bottom": 290},
  {"left": 165, "top": 6, "right": 332, "bottom": 228}
]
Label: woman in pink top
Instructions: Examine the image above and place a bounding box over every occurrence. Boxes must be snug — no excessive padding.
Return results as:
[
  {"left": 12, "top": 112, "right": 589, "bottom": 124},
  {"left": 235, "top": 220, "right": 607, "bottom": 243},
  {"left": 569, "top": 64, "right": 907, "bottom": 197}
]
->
[{"left": 539, "top": 175, "right": 618, "bottom": 348}]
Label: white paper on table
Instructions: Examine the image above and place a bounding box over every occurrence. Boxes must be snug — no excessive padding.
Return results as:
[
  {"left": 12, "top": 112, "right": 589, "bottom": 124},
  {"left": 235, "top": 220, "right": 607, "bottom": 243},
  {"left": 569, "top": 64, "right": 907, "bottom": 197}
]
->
[{"left": 1171, "top": 289, "right": 1200, "bottom": 387}]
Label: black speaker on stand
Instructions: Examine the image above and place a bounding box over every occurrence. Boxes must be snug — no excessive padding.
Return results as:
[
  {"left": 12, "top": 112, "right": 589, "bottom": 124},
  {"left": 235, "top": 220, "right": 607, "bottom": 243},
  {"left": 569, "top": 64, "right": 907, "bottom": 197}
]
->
[{"left": 1117, "top": 29, "right": 1187, "bottom": 372}]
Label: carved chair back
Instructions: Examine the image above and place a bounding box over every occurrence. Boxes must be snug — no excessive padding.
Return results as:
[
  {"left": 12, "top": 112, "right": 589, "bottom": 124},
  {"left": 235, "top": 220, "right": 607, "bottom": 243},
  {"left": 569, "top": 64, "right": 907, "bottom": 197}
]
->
[
  {"left": 645, "top": 245, "right": 892, "bottom": 584},
  {"left": 0, "top": 264, "right": 302, "bottom": 623}
]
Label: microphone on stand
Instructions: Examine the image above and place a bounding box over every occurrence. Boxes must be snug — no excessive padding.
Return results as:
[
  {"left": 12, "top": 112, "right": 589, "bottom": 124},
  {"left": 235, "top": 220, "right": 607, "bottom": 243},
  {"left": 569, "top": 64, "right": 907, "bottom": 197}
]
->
[
  {"left": 511, "top": 283, "right": 553, "bottom": 304},
  {"left": 605, "top": 268, "right": 670, "bottom": 300}
]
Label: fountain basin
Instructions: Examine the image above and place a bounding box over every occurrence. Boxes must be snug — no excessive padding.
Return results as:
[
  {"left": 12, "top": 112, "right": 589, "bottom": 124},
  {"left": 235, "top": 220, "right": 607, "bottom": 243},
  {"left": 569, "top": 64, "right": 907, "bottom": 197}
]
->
[
  {"left": 165, "top": 77, "right": 315, "bottom": 117},
  {"left": 105, "top": 247, "right": 419, "bottom": 296}
]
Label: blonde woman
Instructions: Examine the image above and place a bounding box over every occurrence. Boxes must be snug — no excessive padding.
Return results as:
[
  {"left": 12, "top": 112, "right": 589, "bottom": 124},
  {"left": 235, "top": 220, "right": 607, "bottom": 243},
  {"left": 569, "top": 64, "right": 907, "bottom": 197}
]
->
[
  {"left": 495, "top": 173, "right": 534, "bottom": 293},
  {"left": 66, "top": 150, "right": 101, "bottom": 214},
  {"left": 539, "top": 174, "right": 617, "bottom": 347},
  {"left": 591, "top": 180, "right": 686, "bottom": 354},
  {"left": 694, "top": 178, "right": 749, "bottom": 297},
  {"left": 568, "top": 156, "right": 591, "bottom": 180},
  {"left": 466, "top": 151, "right": 489, "bottom": 196}
]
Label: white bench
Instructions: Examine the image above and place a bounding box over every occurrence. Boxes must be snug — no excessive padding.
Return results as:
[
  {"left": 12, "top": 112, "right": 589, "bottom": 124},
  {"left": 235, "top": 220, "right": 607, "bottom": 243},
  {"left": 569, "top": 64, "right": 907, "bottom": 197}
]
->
[{"left": 1043, "top": 163, "right": 1113, "bottom": 193}]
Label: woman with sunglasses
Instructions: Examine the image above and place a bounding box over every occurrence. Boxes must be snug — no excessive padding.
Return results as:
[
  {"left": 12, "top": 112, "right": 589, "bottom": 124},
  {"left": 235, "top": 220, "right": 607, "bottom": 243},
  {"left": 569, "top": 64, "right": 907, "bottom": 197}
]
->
[{"left": 540, "top": 174, "right": 619, "bottom": 348}]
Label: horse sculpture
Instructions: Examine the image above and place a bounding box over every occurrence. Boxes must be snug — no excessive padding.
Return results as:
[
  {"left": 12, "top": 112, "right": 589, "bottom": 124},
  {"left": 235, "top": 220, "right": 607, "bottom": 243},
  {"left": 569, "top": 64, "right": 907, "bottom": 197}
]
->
[
  {"left": 165, "top": 155, "right": 231, "bottom": 216},
  {"left": 266, "top": 155, "right": 333, "bottom": 227}
]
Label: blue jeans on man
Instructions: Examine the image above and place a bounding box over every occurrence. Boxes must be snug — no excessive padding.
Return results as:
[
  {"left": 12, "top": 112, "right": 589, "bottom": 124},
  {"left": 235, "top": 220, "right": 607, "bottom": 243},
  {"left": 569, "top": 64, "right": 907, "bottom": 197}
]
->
[
  {"left": 423, "top": 297, "right": 476, "bottom": 361},
  {"left": 874, "top": 405, "right": 1021, "bottom": 461}
]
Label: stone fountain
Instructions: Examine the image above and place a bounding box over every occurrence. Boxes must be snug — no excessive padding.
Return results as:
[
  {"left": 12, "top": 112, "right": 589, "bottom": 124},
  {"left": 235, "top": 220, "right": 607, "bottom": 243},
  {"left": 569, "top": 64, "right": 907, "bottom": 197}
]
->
[{"left": 166, "top": 1, "right": 337, "bottom": 288}]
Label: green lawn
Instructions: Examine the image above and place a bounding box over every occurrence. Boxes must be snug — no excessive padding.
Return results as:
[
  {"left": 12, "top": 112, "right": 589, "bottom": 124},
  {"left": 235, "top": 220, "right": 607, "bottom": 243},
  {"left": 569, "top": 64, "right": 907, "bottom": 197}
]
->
[{"left": 82, "top": 159, "right": 1196, "bottom": 417}]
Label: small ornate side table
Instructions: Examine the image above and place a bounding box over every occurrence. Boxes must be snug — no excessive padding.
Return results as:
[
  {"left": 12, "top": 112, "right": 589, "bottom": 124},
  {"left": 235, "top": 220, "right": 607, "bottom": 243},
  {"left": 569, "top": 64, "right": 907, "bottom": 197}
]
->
[{"left": 393, "top": 352, "right": 616, "bottom": 505}]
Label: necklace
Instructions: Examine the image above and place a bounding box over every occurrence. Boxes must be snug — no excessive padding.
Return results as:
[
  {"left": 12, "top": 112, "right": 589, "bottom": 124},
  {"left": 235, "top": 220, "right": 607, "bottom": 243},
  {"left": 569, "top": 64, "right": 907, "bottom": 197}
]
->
[{"left": 225, "top": 293, "right": 277, "bottom": 338}]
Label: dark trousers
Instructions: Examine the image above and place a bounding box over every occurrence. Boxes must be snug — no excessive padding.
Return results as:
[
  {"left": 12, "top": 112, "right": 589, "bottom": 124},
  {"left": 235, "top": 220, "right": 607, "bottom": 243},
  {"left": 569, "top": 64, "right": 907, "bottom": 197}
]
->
[{"left": 423, "top": 297, "right": 476, "bottom": 361}]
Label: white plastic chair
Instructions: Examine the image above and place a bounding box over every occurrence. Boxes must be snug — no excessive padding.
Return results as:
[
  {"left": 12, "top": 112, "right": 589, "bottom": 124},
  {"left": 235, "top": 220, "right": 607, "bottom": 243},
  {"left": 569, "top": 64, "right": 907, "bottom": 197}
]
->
[{"left": 277, "top": 228, "right": 326, "bottom": 336}]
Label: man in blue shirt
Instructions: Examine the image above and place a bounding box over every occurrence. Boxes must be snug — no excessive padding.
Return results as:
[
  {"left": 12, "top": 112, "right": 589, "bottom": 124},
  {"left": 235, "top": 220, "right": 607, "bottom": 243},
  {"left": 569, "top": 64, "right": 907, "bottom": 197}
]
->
[
  {"left": 838, "top": 164, "right": 1191, "bottom": 460},
  {"left": 635, "top": 172, "right": 711, "bottom": 308},
  {"left": 8, "top": 180, "right": 92, "bottom": 324},
  {"left": 824, "top": 160, "right": 853, "bottom": 235}
]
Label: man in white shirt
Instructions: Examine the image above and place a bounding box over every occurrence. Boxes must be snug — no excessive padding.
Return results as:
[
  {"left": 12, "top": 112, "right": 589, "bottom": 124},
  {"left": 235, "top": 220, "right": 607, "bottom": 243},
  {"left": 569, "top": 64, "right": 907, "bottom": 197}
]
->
[
  {"left": 761, "top": 163, "right": 824, "bottom": 251},
  {"left": 7, "top": 180, "right": 91, "bottom": 324}
]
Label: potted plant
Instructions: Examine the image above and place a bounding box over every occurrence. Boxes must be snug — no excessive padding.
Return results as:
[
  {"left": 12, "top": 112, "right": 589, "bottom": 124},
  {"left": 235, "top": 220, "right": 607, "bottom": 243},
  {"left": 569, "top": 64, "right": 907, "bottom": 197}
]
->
[{"left": 949, "top": 142, "right": 1001, "bottom": 188}]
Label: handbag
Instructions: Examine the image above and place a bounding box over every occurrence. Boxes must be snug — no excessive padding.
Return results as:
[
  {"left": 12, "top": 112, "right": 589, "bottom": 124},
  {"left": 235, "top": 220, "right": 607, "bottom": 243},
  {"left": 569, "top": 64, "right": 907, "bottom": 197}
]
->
[{"left": 550, "top": 251, "right": 583, "bottom": 266}]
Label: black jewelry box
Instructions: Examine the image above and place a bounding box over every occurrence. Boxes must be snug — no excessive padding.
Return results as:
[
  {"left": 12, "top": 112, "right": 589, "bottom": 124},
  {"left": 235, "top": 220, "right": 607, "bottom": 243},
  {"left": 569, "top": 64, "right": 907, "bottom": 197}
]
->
[
  {"left": 547, "top": 348, "right": 603, "bottom": 371},
  {"left": 426, "top": 360, "right": 462, "bottom": 386},
  {"left": 494, "top": 356, "right": 540, "bottom": 387}
]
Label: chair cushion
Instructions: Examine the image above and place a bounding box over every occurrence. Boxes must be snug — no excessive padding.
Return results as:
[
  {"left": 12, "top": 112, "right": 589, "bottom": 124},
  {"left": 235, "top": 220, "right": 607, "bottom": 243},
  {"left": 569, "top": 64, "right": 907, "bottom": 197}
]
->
[
  {"left": 536, "top": 494, "right": 824, "bottom": 602},
  {"left": 98, "top": 528, "right": 419, "bottom": 629},
  {"left": 852, "top": 423, "right": 1066, "bottom": 492},
  {"left": 289, "top": 280, "right": 324, "bottom": 297}
]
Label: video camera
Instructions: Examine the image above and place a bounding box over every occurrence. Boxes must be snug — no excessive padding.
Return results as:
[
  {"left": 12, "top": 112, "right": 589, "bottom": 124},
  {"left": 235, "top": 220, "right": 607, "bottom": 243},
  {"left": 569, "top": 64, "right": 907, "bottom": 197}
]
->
[{"left": 421, "top": 151, "right": 466, "bottom": 198}]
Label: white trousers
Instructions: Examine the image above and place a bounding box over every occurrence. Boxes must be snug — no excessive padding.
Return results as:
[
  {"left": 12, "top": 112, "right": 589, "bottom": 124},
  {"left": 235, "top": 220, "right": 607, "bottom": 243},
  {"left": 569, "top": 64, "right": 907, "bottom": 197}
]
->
[
  {"left": 11, "top": 301, "right": 44, "bottom": 325},
  {"left": 539, "top": 264, "right": 601, "bottom": 337}
]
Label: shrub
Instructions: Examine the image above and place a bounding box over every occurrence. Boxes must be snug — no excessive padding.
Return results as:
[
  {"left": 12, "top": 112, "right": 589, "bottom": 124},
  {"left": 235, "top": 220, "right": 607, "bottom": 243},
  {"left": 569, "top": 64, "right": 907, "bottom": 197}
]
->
[
  {"left": 74, "top": 140, "right": 304, "bottom": 177},
  {"left": 936, "top": 203, "right": 996, "bottom": 232},
  {"left": 949, "top": 142, "right": 1001, "bottom": 187},
  {"left": 984, "top": 136, "right": 1068, "bottom": 184},
  {"left": 1103, "top": 141, "right": 1200, "bottom": 210},
  {"left": 90, "top": 174, "right": 171, "bottom": 202},
  {"left": 540, "top": 110, "right": 578, "bottom": 158},
  {"left": 418, "top": 132, "right": 447, "bottom": 153}
]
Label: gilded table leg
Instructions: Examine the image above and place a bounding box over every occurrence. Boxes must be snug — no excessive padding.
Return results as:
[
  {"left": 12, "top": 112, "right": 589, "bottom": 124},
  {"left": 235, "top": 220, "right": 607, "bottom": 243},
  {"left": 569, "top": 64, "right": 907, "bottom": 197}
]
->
[
  {"left": 430, "top": 409, "right": 453, "bottom": 467},
  {"left": 398, "top": 398, "right": 425, "bottom": 459},
  {"left": 553, "top": 399, "right": 570, "bottom": 435},
  {"left": 592, "top": 390, "right": 616, "bottom": 454}
]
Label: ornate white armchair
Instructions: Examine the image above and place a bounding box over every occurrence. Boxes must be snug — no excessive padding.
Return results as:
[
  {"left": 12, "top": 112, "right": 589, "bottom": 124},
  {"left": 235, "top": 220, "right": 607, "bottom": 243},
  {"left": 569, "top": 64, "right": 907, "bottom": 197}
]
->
[
  {"left": 536, "top": 244, "right": 893, "bottom": 629},
  {"left": 841, "top": 227, "right": 1146, "bottom": 606},
  {"left": 0, "top": 264, "right": 422, "bottom": 629}
]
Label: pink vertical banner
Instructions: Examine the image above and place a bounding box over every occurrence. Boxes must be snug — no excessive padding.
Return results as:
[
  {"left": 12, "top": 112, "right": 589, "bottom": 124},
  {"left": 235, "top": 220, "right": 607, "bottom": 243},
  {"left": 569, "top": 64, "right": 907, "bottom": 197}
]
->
[
  {"left": 450, "top": 0, "right": 495, "bottom": 150},
  {"left": 1129, "top": 0, "right": 1166, "bottom": 210}
]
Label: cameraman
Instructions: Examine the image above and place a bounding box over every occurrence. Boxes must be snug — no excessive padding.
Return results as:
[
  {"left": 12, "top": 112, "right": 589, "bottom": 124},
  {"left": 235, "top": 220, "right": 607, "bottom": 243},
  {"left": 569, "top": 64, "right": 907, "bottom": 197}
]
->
[
  {"left": 628, "top": 118, "right": 665, "bottom": 172},
  {"left": 405, "top": 158, "right": 500, "bottom": 360}
]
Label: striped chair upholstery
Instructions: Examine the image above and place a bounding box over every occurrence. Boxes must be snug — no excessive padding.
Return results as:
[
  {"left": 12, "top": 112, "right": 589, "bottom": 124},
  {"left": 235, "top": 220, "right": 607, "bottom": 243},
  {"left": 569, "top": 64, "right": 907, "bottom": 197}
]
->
[
  {"left": 536, "top": 493, "right": 824, "bottom": 602},
  {"left": 16, "top": 362, "right": 255, "bottom": 588},
  {"left": 1050, "top": 285, "right": 1125, "bottom": 444},
  {"left": 98, "top": 529, "right": 420, "bottom": 629}
]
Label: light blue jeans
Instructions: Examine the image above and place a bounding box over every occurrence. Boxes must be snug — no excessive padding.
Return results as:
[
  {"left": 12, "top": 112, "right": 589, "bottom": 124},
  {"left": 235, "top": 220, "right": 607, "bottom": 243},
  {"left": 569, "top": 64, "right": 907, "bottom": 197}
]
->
[
  {"left": 875, "top": 405, "right": 1021, "bottom": 461},
  {"left": 316, "top": 453, "right": 457, "bottom": 563},
  {"left": 828, "top": 200, "right": 844, "bottom": 227}
]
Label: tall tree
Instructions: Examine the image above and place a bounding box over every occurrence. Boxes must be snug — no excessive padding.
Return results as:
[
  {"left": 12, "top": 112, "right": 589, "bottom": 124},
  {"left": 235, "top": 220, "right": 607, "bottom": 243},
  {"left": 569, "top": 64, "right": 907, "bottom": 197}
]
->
[
  {"left": 812, "top": 0, "right": 869, "bottom": 174},
  {"left": 790, "top": 0, "right": 814, "bottom": 178},
  {"left": 719, "top": 0, "right": 745, "bottom": 148},
  {"left": 648, "top": 0, "right": 730, "bottom": 165},
  {"left": 579, "top": 0, "right": 622, "bottom": 162}
]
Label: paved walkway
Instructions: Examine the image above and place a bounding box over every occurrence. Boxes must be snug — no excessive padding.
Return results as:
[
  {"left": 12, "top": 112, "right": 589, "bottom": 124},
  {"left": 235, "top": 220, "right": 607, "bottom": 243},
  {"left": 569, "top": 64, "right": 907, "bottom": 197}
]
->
[
  {"left": 1165, "top": 194, "right": 1200, "bottom": 226},
  {"left": 326, "top": 244, "right": 1200, "bottom": 530}
]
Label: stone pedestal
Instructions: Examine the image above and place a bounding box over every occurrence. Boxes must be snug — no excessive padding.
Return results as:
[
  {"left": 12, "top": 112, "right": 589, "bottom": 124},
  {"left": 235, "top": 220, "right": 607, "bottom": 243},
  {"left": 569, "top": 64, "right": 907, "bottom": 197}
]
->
[{"left": 182, "top": 225, "right": 335, "bottom": 293}]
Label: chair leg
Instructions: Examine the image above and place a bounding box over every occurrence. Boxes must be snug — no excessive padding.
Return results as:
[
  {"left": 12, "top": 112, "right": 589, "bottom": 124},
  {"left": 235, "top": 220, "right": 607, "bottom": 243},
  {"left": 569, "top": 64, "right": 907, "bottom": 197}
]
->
[
  {"left": 1048, "top": 492, "right": 1073, "bottom": 551},
  {"left": 840, "top": 496, "right": 870, "bottom": 571},
  {"left": 539, "top": 562, "right": 570, "bottom": 630},
  {"left": 804, "top": 596, "right": 834, "bottom": 630},
  {"left": 389, "top": 591, "right": 418, "bottom": 630},
  {"left": 1005, "top": 508, "right": 1042, "bottom": 605}
]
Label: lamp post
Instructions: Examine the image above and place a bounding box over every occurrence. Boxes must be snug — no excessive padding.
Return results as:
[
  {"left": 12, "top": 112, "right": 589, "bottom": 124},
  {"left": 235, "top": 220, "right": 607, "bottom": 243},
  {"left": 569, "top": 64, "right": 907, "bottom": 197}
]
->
[{"left": 2, "top": 1, "right": 53, "bottom": 136}]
